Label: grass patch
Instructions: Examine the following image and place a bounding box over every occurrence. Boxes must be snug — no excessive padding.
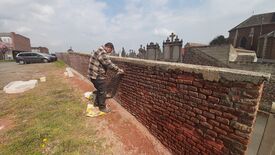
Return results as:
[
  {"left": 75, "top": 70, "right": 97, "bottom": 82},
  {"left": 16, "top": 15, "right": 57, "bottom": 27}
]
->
[
  {"left": 54, "top": 60, "right": 66, "bottom": 68},
  {"left": 0, "top": 60, "right": 15, "bottom": 63},
  {"left": 0, "top": 65, "right": 111, "bottom": 154}
]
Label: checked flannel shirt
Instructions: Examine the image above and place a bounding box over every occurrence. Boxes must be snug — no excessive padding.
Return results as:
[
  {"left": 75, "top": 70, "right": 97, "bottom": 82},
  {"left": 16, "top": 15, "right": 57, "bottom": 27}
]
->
[{"left": 88, "top": 46, "right": 119, "bottom": 80}]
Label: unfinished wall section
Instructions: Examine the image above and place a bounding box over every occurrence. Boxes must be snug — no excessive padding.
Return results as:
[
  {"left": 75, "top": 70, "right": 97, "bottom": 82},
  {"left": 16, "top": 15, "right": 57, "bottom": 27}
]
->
[{"left": 57, "top": 53, "right": 270, "bottom": 155}]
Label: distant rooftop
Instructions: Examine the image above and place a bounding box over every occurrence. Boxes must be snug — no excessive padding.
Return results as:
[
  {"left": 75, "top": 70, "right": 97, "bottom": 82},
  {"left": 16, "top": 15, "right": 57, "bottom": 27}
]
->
[{"left": 230, "top": 12, "right": 275, "bottom": 31}]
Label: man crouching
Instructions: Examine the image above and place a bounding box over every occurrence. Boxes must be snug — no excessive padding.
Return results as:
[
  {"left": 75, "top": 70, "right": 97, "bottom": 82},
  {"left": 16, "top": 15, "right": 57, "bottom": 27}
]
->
[{"left": 88, "top": 42, "right": 123, "bottom": 113}]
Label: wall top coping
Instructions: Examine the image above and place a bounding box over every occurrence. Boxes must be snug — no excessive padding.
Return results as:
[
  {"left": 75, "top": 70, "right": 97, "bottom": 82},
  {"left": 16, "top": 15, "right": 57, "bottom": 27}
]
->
[
  {"left": 61, "top": 53, "right": 271, "bottom": 84},
  {"left": 110, "top": 56, "right": 271, "bottom": 84}
]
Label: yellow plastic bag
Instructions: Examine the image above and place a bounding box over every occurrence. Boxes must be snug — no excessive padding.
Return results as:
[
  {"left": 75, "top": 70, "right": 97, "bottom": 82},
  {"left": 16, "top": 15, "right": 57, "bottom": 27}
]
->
[{"left": 86, "top": 103, "right": 106, "bottom": 117}]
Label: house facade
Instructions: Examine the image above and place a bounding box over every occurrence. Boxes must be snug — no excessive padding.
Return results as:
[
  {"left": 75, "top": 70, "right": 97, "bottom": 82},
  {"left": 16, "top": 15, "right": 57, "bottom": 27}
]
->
[
  {"left": 31, "top": 47, "right": 49, "bottom": 54},
  {"left": 0, "top": 32, "right": 31, "bottom": 59},
  {"left": 228, "top": 12, "right": 275, "bottom": 59}
]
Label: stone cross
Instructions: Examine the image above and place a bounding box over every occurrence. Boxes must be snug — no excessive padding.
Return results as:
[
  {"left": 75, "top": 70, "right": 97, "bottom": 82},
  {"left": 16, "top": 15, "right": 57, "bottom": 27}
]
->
[{"left": 170, "top": 33, "right": 176, "bottom": 42}]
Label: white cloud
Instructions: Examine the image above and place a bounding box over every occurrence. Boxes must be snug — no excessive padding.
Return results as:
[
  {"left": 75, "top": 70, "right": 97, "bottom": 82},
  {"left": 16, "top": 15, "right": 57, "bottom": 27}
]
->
[
  {"left": 30, "top": 4, "right": 55, "bottom": 22},
  {"left": 16, "top": 26, "right": 32, "bottom": 33},
  {"left": 0, "top": 0, "right": 274, "bottom": 53},
  {"left": 154, "top": 28, "right": 174, "bottom": 37}
]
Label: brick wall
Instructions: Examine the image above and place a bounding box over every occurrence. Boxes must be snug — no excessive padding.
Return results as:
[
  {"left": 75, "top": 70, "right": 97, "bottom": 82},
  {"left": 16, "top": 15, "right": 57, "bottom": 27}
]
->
[
  {"left": 10, "top": 32, "right": 31, "bottom": 52},
  {"left": 57, "top": 52, "right": 270, "bottom": 155},
  {"left": 228, "top": 24, "right": 275, "bottom": 52},
  {"left": 229, "top": 62, "right": 275, "bottom": 112}
]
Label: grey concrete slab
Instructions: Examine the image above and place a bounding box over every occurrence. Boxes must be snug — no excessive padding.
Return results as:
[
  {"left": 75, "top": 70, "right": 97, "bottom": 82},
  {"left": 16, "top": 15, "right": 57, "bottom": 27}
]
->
[{"left": 247, "top": 112, "right": 269, "bottom": 155}]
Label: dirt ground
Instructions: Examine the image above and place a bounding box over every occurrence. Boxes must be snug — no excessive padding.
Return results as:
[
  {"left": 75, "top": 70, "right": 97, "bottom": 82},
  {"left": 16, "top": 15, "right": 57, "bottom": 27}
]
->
[{"left": 0, "top": 62, "right": 170, "bottom": 155}]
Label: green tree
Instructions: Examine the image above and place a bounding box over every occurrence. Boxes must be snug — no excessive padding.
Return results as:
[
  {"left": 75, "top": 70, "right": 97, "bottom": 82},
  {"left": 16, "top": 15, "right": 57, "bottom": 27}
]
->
[{"left": 210, "top": 35, "right": 228, "bottom": 46}]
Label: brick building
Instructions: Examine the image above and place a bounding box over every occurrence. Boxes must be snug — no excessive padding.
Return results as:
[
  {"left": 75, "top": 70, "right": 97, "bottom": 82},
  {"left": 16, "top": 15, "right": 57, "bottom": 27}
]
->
[
  {"left": 31, "top": 46, "right": 49, "bottom": 54},
  {"left": 228, "top": 12, "right": 275, "bottom": 59},
  {"left": 257, "top": 30, "right": 275, "bottom": 60},
  {"left": 0, "top": 32, "right": 31, "bottom": 59}
]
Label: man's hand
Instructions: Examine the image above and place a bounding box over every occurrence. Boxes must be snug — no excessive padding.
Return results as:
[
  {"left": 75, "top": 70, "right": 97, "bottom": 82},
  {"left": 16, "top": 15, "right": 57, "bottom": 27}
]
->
[{"left": 117, "top": 69, "right": 124, "bottom": 74}]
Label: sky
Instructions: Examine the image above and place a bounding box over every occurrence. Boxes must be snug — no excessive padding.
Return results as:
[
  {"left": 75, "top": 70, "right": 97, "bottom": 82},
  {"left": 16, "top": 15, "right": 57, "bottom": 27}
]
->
[{"left": 0, "top": 0, "right": 274, "bottom": 53}]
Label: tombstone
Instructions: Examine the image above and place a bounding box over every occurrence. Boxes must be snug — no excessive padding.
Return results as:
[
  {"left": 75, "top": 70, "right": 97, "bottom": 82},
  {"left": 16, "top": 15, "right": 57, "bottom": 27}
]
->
[
  {"left": 128, "top": 49, "right": 137, "bottom": 58},
  {"left": 163, "top": 33, "right": 183, "bottom": 62},
  {"left": 146, "top": 42, "right": 161, "bottom": 60},
  {"left": 138, "top": 45, "right": 146, "bottom": 59}
]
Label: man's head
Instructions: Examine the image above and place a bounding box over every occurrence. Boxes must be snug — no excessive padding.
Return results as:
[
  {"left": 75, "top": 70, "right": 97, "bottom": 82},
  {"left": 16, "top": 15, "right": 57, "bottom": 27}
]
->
[{"left": 104, "top": 42, "right": 114, "bottom": 53}]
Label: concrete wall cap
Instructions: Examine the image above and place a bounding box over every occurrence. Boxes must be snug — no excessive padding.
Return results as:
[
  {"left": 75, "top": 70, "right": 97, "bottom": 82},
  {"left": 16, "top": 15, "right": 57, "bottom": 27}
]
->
[
  {"left": 63, "top": 53, "right": 271, "bottom": 84},
  {"left": 109, "top": 56, "right": 271, "bottom": 84}
]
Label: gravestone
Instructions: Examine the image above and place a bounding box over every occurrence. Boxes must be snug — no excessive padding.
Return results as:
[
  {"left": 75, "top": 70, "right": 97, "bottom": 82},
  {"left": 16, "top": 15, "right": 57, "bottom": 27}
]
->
[
  {"left": 163, "top": 33, "right": 183, "bottom": 62},
  {"left": 138, "top": 45, "right": 146, "bottom": 59},
  {"left": 146, "top": 42, "right": 161, "bottom": 60}
]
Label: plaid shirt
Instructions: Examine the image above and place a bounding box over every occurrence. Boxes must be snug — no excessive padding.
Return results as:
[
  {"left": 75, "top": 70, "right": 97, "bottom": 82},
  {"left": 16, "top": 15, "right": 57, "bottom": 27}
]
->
[{"left": 88, "top": 46, "right": 119, "bottom": 80}]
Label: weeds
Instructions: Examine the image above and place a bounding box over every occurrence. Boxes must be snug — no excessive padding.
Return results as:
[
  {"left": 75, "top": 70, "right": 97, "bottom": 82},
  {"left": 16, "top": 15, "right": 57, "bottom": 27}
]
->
[{"left": 0, "top": 64, "right": 110, "bottom": 154}]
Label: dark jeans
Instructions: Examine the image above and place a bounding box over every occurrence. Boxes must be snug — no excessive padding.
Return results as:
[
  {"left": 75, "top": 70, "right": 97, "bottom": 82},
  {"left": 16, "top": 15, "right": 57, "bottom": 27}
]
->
[{"left": 90, "top": 78, "right": 107, "bottom": 109}]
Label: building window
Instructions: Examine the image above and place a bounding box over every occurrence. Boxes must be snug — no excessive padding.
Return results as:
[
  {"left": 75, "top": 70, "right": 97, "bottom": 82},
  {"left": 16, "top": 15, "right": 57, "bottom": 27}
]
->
[
  {"left": 249, "top": 28, "right": 254, "bottom": 37},
  {"left": 240, "top": 37, "right": 247, "bottom": 48}
]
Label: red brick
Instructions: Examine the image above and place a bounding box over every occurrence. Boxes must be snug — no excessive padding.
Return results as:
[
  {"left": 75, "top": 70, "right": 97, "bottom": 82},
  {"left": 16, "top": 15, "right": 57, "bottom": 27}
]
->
[
  {"left": 203, "top": 111, "right": 215, "bottom": 119},
  {"left": 214, "top": 127, "right": 227, "bottom": 135},
  {"left": 196, "top": 128, "right": 204, "bottom": 137},
  {"left": 198, "top": 115, "right": 207, "bottom": 122},
  {"left": 191, "top": 117, "right": 200, "bottom": 124},
  {"left": 242, "top": 90, "right": 260, "bottom": 98},
  {"left": 229, "top": 133, "right": 249, "bottom": 145},
  {"left": 206, "top": 129, "right": 217, "bottom": 137},
  {"left": 216, "top": 116, "right": 230, "bottom": 125},
  {"left": 187, "top": 138, "right": 196, "bottom": 146},
  {"left": 205, "top": 134, "right": 215, "bottom": 141},
  {"left": 190, "top": 96, "right": 202, "bottom": 104},
  {"left": 193, "top": 108, "right": 203, "bottom": 114},
  {"left": 182, "top": 104, "right": 192, "bottom": 111},
  {"left": 196, "top": 144, "right": 206, "bottom": 151},
  {"left": 201, "top": 122, "right": 213, "bottom": 129},
  {"left": 186, "top": 120, "right": 195, "bottom": 127},
  {"left": 183, "top": 79, "right": 193, "bottom": 85},
  {"left": 223, "top": 112, "right": 238, "bottom": 121},
  {"left": 238, "top": 104, "right": 257, "bottom": 113},
  {"left": 207, "top": 96, "right": 220, "bottom": 104},
  {"left": 167, "top": 123, "right": 176, "bottom": 131},
  {"left": 188, "top": 86, "right": 198, "bottom": 92},
  {"left": 209, "top": 119, "right": 220, "bottom": 127},
  {"left": 209, "top": 109, "right": 222, "bottom": 116},
  {"left": 193, "top": 81, "right": 203, "bottom": 88},
  {"left": 189, "top": 91, "right": 199, "bottom": 98},
  {"left": 198, "top": 105, "right": 208, "bottom": 111},
  {"left": 186, "top": 111, "right": 196, "bottom": 117},
  {"left": 198, "top": 93, "right": 207, "bottom": 99},
  {"left": 220, "top": 124, "right": 234, "bottom": 133},
  {"left": 199, "top": 88, "right": 212, "bottom": 95},
  {"left": 235, "top": 130, "right": 250, "bottom": 139},
  {"left": 206, "top": 140, "right": 224, "bottom": 151},
  {"left": 230, "top": 121, "right": 252, "bottom": 133},
  {"left": 176, "top": 134, "right": 184, "bottom": 141}
]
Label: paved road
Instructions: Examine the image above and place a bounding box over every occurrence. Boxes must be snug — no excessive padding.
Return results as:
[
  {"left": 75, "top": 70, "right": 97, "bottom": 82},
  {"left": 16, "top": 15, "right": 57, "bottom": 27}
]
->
[{"left": 0, "top": 62, "right": 54, "bottom": 89}]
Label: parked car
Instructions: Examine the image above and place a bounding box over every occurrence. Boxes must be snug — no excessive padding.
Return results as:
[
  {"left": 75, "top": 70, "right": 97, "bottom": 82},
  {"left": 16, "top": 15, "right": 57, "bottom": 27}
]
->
[
  {"left": 50, "top": 53, "right": 58, "bottom": 60},
  {"left": 15, "top": 52, "right": 57, "bottom": 64}
]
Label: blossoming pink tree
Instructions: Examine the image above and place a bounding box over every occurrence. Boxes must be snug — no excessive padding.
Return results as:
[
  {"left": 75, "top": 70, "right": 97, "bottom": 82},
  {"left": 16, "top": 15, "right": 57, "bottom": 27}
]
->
[{"left": 0, "top": 41, "right": 9, "bottom": 60}]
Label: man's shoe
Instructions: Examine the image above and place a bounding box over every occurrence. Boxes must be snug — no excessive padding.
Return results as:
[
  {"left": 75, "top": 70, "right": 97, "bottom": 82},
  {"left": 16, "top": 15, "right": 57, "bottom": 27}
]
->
[
  {"left": 99, "top": 107, "right": 111, "bottom": 113},
  {"left": 93, "top": 103, "right": 99, "bottom": 107}
]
